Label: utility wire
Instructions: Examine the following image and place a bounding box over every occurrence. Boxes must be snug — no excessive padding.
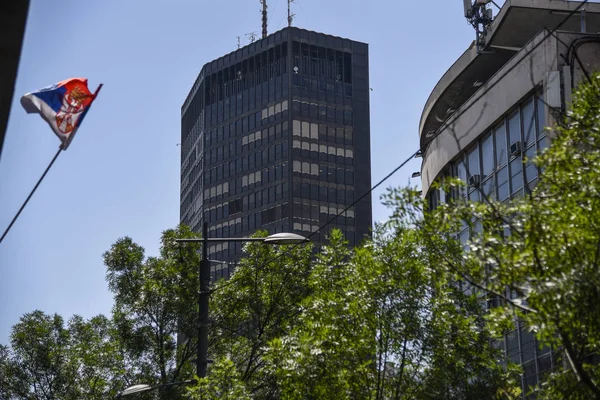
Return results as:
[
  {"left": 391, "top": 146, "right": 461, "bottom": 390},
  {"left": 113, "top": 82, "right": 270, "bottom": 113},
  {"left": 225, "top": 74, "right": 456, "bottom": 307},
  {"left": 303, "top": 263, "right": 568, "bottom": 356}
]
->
[
  {"left": 211, "top": 149, "right": 419, "bottom": 293},
  {"left": 209, "top": 0, "right": 589, "bottom": 294},
  {"left": 198, "top": 1, "right": 593, "bottom": 363}
]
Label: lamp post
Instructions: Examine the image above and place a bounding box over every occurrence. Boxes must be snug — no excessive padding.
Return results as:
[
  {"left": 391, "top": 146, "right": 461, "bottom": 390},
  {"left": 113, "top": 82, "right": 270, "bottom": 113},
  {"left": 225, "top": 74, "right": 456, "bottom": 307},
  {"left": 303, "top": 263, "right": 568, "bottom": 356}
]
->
[
  {"left": 176, "top": 222, "right": 309, "bottom": 378},
  {"left": 116, "top": 379, "right": 196, "bottom": 398}
]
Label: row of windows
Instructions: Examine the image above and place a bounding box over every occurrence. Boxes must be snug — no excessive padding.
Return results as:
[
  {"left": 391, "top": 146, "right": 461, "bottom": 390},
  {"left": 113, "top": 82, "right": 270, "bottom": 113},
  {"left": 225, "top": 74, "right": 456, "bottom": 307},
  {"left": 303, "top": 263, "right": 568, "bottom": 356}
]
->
[
  {"left": 260, "top": 100, "right": 289, "bottom": 120},
  {"left": 204, "top": 42, "right": 289, "bottom": 106},
  {"left": 204, "top": 140, "right": 288, "bottom": 186},
  {"left": 292, "top": 101, "right": 353, "bottom": 126},
  {"left": 203, "top": 179, "right": 356, "bottom": 230},
  {"left": 181, "top": 114, "right": 204, "bottom": 168},
  {"left": 205, "top": 122, "right": 289, "bottom": 165},
  {"left": 205, "top": 223, "right": 291, "bottom": 259},
  {"left": 205, "top": 182, "right": 288, "bottom": 222},
  {"left": 292, "top": 162, "right": 355, "bottom": 186},
  {"left": 291, "top": 41, "right": 352, "bottom": 84},
  {"left": 292, "top": 180, "right": 355, "bottom": 205},
  {"left": 293, "top": 140, "right": 354, "bottom": 164},
  {"left": 292, "top": 74, "right": 353, "bottom": 98},
  {"left": 292, "top": 200, "right": 355, "bottom": 226},
  {"left": 428, "top": 93, "right": 547, "bottom": 209},
  {"left": 205, "top": 114, "right": 288, "bottom": 151},
  {"left": 207, "top": 205, "right": 290, "bottom": 239},
  {"left": 492, "top": 321, "right": 556, "bottom": 397},
  {"left": 292, "top": 119, "right": 353, "bottom": 145},
  {"left": 427, "top": 92, "right": 554, "bottom": 398},
  {"left": 206, "top": 78, "right": 288, "bottom": 128}
]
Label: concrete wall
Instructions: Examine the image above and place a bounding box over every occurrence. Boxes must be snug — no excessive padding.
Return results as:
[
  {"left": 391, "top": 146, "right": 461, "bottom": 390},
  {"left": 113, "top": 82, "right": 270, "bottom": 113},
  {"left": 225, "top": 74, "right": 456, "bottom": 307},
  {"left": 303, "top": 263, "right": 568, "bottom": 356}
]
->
[{"left": 421, "top": 30, "right": 559, "bottom": 195}]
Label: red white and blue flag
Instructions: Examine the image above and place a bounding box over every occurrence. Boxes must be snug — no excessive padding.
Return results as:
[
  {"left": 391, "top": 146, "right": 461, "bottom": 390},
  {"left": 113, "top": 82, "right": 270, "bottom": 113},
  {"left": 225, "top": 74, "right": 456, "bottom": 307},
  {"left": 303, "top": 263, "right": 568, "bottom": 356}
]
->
[{"left": 20, "top": 78, "right": 100, "bottom": 150}]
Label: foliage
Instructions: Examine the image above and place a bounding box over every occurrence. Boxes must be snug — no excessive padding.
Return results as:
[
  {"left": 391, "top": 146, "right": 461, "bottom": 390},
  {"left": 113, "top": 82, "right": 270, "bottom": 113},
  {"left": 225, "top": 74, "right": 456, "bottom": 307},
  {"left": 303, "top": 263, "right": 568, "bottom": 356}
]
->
[
  {"left": 186, "top": 358, "right": 251, "bottom": 400},
  {"left": 0, "top": 311, "right": 127, "bottom": 399},
  {"left": 430, "top": 73, "right": 600, "bottom": 398},
  {"left": 207, "top": 234, "right": 314, "bottom": 399},
  {"left": 103, "top": 225, "right": 202, "bottom": 396},
  {"left": 263, "top": 190, "right": 516, "bottom": 400}
]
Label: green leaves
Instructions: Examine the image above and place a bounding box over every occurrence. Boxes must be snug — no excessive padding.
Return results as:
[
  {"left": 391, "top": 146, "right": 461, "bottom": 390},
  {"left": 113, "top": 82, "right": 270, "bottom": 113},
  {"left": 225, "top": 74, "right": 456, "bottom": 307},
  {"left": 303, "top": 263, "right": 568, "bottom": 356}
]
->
[
  {"left": 103, "top": 225, "right": 202, "bottom": 393},
  {"left": 425, "top": 73, "right": 600, "bottom": 398},
  {"left": 0, "top": 311, "right": 128, "bottom": 399}
]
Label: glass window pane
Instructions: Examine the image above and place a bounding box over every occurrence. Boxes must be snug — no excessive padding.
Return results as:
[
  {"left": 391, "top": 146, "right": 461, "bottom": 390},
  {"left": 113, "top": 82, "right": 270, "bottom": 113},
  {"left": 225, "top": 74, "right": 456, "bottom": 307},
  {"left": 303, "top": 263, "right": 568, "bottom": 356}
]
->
[
  {"left": 522, "top": 99, "right": 535, "bottom": 147},
  {"left": 494, "top": 122, "right": 507, "bottom": 167},
  {"left": 293, "top": 120, "right": 301, "bottom": 136},
  {"left": 481, "top": 133, "right": 494, "bottom": 178},
  {"left": 538, "top": 136, "right": 548, "bottom": 153},
  {"left": 468, "top": 189, "right": 480, "bottom": 202},
  {"left": 506, "top": 329, "right": 520, "bottom": 364},
  {"left": 508, "top": 110, "right": 521, "bottom": 147},
  {"left": 524, "top": 145, "right": 537, "bottom": 183},
  {"left": 537, "top": 95, "right": 546, "bottom": 138},
  {"left": 497, "top": 166, "right": 509, "bottom": 201},
  {"left": 457, "top": 159, "right": 467, "bottom": 198},
  {"left": 510, "top": 156, "right": 523, "bottom": 194},
  {"left": 482, "top": 176, "right": 495, "bottom": 200},
  {"left": 468, "top": 146, "right": 480, "bottom": 177},
  {"left": 301, "top": 122, "right": 310, "bottom": 138},
  {"left": 521, "top": 327, "right": 536, "bottom": 363}
]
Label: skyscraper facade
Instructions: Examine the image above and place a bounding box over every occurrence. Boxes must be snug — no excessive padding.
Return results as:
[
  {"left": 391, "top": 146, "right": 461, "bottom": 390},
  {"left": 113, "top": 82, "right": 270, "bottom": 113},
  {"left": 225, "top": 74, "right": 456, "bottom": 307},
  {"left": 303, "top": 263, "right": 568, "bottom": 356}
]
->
[
  {"left": 419, "top": 0, "right": 600, "bottom": 395},
  {"left": 180, "top": 27, "right": 371, "bottom": 270}
]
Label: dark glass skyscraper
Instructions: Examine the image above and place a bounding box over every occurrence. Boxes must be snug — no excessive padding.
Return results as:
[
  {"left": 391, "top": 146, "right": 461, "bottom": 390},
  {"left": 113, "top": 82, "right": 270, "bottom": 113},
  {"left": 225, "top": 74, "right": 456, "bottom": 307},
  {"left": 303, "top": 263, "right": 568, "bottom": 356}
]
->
[{"left": 180, "top": 27, "right": 371, "bottom": 269}]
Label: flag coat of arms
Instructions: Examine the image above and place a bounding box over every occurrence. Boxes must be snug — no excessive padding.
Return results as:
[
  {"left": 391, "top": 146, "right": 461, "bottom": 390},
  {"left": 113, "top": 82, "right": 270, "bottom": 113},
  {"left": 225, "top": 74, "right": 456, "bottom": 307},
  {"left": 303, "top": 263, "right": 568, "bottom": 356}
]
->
[{"left": 21, "top": 78, "right": 99, "bottom": 150}]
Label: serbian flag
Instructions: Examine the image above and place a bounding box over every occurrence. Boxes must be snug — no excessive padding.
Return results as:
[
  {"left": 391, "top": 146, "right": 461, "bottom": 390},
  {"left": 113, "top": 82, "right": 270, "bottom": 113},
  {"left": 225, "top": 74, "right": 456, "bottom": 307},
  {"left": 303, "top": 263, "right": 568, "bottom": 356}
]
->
[{"left": 21, "top": 78, "right": 101, "bottom": 150}]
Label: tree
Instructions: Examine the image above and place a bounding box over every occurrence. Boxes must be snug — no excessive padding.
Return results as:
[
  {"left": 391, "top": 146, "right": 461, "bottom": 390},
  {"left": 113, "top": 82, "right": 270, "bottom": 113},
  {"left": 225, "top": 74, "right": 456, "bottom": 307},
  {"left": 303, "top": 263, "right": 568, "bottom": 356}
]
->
[
  {"left": 186, "top": 358, "right": 251, "bottom": 400},
  {"left": 206, "top": 234, "right": 314, "bottom": 399},
  {"left": 103, "top": 225, "right": 203, "bottom": 398},
  {"left": 0, "top": 311, "right": 128, "bottom": 399},
  {"left": 428, "top": 73, "right": 600, "bottom": 398},
  {"left": 264, "top": 190, "right": 516, "bottom": 400}
]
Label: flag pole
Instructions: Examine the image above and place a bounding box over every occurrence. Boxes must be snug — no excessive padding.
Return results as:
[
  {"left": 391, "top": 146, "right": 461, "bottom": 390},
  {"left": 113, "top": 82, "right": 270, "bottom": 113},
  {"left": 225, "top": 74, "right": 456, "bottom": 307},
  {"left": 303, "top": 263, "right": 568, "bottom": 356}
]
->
[
  {"left": 0, "top": 81, "right": 103, "bottom": 245},
  {"left": 0, "top": 147, "right": 62, "bottom": 244}
]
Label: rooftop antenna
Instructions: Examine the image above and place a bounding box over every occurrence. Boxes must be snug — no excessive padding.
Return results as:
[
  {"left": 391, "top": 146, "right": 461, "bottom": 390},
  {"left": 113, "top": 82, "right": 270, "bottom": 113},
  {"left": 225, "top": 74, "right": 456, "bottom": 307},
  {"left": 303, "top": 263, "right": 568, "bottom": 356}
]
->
[
  {"left": 237, "top": 36, "right": 241, "bottom": 49},
  {"left": 261, "top": 0, "right": 268, "bottom": 38},
  {"left": 246, "top": 32, "right": 258, "bottom": 43},
  {"left": 464, "top": 0, "right": 494, "bottom": 53},
  {"left": 287, "top": 0, "right": 296, "bottom": 27}
]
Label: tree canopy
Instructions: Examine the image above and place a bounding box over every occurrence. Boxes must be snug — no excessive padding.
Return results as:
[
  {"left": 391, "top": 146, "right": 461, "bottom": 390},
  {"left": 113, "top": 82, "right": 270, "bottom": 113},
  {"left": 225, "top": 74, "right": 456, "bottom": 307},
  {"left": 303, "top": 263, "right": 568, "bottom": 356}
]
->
[{"left": 4, "top": 74, "right": 600, "bottom": 400}]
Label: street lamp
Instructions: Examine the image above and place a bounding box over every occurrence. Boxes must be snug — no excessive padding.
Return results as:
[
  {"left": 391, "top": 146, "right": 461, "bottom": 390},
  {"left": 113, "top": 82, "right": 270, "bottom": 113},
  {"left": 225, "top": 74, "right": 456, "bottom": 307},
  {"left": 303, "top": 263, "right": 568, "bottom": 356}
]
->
[
  {"left": 116, "top": 380, "right": 196, "bottom": 398},
  {"left": 176, "top": 222, "right": 309, "bottom": 378}
]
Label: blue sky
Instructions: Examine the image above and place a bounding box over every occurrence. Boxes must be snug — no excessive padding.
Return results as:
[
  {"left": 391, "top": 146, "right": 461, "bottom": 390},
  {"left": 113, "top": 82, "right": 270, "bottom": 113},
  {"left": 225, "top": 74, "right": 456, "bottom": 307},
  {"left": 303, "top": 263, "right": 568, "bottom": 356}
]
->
[{"left": 0, "top": 0, "right": 475, "bottom": 342}]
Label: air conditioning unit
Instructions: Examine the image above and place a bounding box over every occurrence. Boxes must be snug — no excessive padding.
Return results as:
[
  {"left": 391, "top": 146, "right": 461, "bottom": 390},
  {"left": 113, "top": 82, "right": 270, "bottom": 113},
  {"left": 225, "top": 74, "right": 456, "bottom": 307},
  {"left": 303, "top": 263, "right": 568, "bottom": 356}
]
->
[
  {"left": 510, "top": 141, "right": 522, "bottom": 157},
  {"left": 468, "top": 174, "right": 481, "bottom": 188}
]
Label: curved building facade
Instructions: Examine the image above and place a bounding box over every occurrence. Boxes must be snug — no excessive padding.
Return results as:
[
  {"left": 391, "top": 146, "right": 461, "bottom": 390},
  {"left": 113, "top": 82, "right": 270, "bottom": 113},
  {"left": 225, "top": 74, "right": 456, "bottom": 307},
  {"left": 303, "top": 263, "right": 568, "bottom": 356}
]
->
[{"left": 419, "top": 0, "right": 600, "bottom": 395}]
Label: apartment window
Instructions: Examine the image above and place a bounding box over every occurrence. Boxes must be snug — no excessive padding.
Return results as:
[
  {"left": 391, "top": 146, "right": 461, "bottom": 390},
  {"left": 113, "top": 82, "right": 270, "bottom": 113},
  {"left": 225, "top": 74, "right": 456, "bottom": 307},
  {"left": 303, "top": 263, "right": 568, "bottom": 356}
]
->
[
  {"left": 467, "top": 145, "right": 480, "bottom": 178},
  {"left": 479, "top": 133, "right": 494, "bottom": 178}
]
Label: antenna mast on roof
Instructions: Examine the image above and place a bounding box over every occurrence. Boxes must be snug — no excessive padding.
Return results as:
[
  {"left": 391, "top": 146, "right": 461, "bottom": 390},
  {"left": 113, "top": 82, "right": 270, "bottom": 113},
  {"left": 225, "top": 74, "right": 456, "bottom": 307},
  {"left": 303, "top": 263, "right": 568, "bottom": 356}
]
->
[
  {"left": 246, "top": 32, "right": 258, "bottom": 43},
  {"left": 288, "top": 0, "right": 296, "bottom": 27},
  {"left": 237, "top": 36, "right": 241, "bottom": 49},
  {"left": 261, "top": 0, "right": 268, "bottom": 38},
  {"left": 464, "top": 0, "right": 494, "bottom": 53}
]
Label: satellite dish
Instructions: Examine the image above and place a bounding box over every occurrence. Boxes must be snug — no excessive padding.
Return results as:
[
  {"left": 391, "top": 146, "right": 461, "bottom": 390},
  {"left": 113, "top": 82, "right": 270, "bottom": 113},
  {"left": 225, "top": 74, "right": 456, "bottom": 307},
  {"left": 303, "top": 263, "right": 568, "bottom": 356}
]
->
[{"left": 293, "top": 66, "right": 299, "bottom": 73}]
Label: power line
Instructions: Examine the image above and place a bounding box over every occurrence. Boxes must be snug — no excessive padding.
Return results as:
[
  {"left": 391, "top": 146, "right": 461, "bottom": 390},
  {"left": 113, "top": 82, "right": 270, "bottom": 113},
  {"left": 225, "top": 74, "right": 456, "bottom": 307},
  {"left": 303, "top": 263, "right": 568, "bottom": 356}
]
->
[
  {"left": 211, "top": 149, "right": 419, "bottom": 293},
  {"left": 205, "top": 1, "right": 589, "bottom": 294}
]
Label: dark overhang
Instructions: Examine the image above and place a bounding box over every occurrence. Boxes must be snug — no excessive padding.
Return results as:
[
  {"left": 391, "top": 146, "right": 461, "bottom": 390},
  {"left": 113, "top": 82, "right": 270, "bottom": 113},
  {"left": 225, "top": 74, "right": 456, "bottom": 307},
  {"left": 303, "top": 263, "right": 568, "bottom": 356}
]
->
[{"left": 0, "top": 1, "right": 30, "bottom": 160}]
